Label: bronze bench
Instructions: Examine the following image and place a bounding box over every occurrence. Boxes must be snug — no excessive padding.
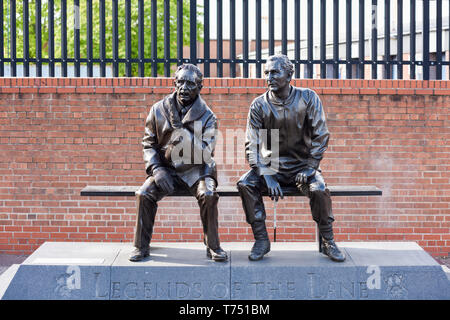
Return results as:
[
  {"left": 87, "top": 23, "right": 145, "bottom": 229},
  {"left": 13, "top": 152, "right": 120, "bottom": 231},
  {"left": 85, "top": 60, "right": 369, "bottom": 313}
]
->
[
  {"left": 81, "top": 185, "right": 382, "bottom": 197},
  {"left": 80, "top": 185, "right": 382, "bottom": 250}
]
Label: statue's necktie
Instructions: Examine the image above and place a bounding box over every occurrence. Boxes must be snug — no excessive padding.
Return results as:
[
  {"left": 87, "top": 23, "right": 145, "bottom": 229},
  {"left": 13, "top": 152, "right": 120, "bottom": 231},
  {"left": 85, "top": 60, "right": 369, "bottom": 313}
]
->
[{"left": 180, "top": 106, "right": 188, "bottom": 119}]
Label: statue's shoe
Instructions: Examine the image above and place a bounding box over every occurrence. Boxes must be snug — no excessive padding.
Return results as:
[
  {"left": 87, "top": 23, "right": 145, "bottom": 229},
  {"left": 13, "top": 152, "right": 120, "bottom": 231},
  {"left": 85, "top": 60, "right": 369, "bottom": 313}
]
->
[
  {"left": 128, "top": 247, "right": 150, "bottom": 262},
  {"left": 206, "top": 247, "right": 228, "bottom": 262},
  {"left": 248, "top": 239, "right": 271, "bottom": 261},
  {"left": 321, "top": 239, "right": 346, "bottom": 262}
]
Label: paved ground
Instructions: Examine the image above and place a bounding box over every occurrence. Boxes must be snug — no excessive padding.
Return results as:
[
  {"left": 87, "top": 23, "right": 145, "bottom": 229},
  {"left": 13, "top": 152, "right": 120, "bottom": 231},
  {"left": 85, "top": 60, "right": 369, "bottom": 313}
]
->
[
  {"left": 435, "top": 256, "right": 450, "bottom": 268},
  {"left": 0, "top": 254, "right": 28, "bottom": 276},
  {"left": 1, "top": 252, "right": 449, "bottom": 277}
]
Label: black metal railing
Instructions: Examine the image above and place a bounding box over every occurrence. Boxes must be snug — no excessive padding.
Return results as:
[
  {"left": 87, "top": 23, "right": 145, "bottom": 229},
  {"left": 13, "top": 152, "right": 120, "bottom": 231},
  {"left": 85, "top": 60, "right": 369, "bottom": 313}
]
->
[{"left": 0, "top": 0, "right": 449, "bottom": 79}]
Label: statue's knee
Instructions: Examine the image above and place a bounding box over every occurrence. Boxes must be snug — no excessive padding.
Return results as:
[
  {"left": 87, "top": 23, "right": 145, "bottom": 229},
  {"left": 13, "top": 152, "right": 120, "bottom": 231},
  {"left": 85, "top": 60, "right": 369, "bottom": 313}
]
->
[
  {"left": 308, "top": 186, "right": 329, "bottom": 201},
  {"left": 135, "top": 189, "right": 145, "bottom": 201},
  {"left": 199, "top": 190, "right": 218, "bottom": 204},
  {"left": 135, "top": 188, "right": 144, "bottom": 197},
  {"left": 237, "top": 178, "right": 253, "bottom": 193},
  {"left": 309, "top": 182, "right": 327, "bottom": 194},
  {"left": 135, "top": 189, "right": 157, "bottom": 204}
]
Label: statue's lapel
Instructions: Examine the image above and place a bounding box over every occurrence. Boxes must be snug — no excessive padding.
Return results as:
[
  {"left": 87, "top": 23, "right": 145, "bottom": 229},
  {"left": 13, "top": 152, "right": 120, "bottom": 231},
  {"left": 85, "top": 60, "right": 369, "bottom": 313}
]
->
[{"left": 181, "top": 95, "right": 207, "bottom": 124}]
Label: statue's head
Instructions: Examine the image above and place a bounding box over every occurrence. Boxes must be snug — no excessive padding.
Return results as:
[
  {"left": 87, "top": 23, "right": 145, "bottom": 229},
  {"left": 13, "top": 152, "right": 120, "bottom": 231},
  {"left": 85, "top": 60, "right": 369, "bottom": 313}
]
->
[
  {"left": 264, "top": 54, "right": 294, "bottom": 94},
  {"left": 174, "top": 64, "right": 203, "bottom": 107}
]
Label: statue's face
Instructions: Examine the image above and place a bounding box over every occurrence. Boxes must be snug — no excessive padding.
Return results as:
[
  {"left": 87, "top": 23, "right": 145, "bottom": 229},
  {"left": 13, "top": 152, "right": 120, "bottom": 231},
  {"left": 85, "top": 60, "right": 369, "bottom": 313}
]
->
[
  {"left": 264, "top": 59, "right": 291, "bottom": 94},
  {"left": 174, "top": 69, "right": 202, "bottom": 106}
]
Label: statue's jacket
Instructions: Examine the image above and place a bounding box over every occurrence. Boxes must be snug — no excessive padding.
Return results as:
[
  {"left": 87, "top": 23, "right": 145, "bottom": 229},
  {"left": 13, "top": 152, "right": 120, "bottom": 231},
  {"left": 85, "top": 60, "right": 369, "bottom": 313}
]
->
[
  {"left": 142, "top": 92, "right": 218, "bottom": 187},
  {"left": 245, "top": 86, "right": 330, "bottom": 176}
]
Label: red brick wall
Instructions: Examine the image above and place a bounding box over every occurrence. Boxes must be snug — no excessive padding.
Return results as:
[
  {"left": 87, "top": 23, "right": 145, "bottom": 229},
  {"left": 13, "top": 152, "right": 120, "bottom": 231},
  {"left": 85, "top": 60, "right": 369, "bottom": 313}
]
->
[{"left": 0, "top": 78, "right": 449, "bottom": 257}]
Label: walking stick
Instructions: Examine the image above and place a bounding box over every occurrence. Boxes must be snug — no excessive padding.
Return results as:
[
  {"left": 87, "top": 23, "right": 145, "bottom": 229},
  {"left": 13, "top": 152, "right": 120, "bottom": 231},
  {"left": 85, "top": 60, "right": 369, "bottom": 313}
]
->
[{"left": 273, "top": 199, "right": 278, "bottom": 242}]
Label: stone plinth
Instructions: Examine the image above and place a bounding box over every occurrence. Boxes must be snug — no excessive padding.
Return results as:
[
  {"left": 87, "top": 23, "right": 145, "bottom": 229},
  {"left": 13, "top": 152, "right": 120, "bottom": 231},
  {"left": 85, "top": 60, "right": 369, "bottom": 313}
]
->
[{"left": 1, "top": 242, "right": 449, "bottom": 300}]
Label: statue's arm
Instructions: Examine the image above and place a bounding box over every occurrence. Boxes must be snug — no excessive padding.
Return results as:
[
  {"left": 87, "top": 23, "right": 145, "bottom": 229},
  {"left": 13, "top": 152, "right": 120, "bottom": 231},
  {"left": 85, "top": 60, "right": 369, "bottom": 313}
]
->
[
  {"left": 304, "top": 89, "right": 330, "bottom": 170},
  {"left": 143, "top": 106, "right": 164, "bottom": 175},
  {"left": 245, "top": 101, "right": 270, "bottom": 175},
  {"left": 200, "top": 113, "right": 218, "bottom": 163}
]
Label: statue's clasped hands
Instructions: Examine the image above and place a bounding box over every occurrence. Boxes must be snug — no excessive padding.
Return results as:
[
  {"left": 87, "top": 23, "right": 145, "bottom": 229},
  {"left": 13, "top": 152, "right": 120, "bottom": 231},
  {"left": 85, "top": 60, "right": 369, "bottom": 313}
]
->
[{"left": 295, "top": 167, "right": 316, "bottom": 187}]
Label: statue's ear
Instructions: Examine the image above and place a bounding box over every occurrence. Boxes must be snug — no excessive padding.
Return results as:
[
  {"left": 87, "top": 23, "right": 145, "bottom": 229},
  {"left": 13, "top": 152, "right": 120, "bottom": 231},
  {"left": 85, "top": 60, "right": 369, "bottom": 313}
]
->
[{"left": 288, "top": 70, "right": 294, "bottom": 82}]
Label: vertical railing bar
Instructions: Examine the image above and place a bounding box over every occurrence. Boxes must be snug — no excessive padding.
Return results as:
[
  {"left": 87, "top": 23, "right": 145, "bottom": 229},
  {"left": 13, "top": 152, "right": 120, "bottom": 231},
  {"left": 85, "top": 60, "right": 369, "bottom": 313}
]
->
[
  {"left": 190, "top": 0, "right": 197, "bottom": 67},
  {"left": 74, "top": 0, "right": 80, "bottom": 77},
  {"left": 23, "top": 0, "right": 29, "bottom": 77},
  {"left": 87, "top": 0, "right": 93, "bottom": 77},
  {"left": 176, "top": 0, "right": 183, "bottom": 66},
  {"left": 295, "top": 0, "right": 300, "bottom": 78},
  {"left": 282, "top": 0, "right": 288, "bottom": 55},
  {"left": 100, "top": 0, "right": 106, "bottom": 77},
  {"left": 151, "top": 0, "right": 157, "bottom": 77},
  {"left": 346, "top": 0, "right": 352, "bottom": 79},
  {"left": 333, "top": 0, "right": 339, "bottom": 79},
  {"left": 436, "top": 0, "right": 442, "bottom": 80},
  {"left": 358, "top": 0, "right": 364, "bottom": 79},
  {"left": 243, "top": 0, "right": 249, "bottom": 78},
  {"left": 384, "top": 0, "right": 390, "bottom": 79},
  {"left": 61, "top": 0, "right": 67, "bottom": 77},
  {"left": 217, "top": 0, "right": 223, "bottom": 77},
  {"left": 10, "top": 0, "right": 16, "bottom": 77},
  {"left": 230, "top": 0, "right": 236, "bottom": 77},
  {"left": 371, "top": 0, "right": 378, "bottom": 79},
  {"left": 204, "top": 0, "right": 210, "bottom": 76},
  {"left": 269, "top": 0, "right": 274, "bottom": 56},
  {"left": 164, "top": 0, "right": 170, "bottom": 76},
  {"left": 138, "top": 0, "right": 145, "bottom": 77},
  {"left": 48, "top": 0, "right": 55, "bottom": 77},
  {"left": 320, "top": 0, "right": 326, "bottom": 78},
  {"left": 307, "top": 0, "right": 313, "bottom": 78},
  {"left": 256, "top": 0, "right": 262, "bottom": 78},
  {"left": 410, "top": 0, "right": 415, "bottom": 79},
  {"left": 112, "top": 0, "right": 119, "bottom": 77},
  {"left": 36, "top": 0, "right": 42, "bottom": 77},
  {"left": 397, "top": 0, "right": 403, "bottom": 79},
  {"left": 422, "top": 0, "right": 429, "bottom": 80},
  {"left": 125, "top": 0, "right": 132, "bottom": 76},
  {"left": 0, "top": 0, "right": 3, "bottom": 76}
]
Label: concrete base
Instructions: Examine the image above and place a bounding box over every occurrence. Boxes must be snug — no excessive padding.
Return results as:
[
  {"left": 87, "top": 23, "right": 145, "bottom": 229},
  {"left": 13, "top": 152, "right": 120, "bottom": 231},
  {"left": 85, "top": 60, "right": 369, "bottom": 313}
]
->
[{"left": 1, "top": 241, "right": 449, "bottom": 300}]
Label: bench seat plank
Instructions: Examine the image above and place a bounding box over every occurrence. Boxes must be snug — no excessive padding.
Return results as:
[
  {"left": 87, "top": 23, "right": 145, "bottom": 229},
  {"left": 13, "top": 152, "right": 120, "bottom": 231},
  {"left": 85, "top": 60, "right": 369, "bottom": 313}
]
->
[{"left": 80, "top": 185, "right": 382, "bottom": 197}]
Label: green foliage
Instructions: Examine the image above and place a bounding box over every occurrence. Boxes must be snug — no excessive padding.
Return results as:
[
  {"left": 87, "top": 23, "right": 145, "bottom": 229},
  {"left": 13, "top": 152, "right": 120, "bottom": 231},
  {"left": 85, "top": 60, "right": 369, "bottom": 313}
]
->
[{"left": 2, "top": 0, "right": 203, "bottom": 76}]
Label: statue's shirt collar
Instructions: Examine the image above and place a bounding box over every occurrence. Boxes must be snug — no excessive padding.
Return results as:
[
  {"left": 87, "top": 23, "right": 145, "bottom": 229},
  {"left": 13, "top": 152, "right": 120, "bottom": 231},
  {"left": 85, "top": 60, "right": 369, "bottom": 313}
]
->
[{"left": 267, "top": 86, "right": 295, "bottom": 107}]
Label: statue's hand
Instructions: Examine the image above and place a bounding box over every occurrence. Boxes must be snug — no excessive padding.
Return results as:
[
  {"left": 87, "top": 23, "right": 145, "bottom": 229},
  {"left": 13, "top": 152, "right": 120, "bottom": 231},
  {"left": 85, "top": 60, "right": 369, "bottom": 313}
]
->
[
  {"left": 263, "top": 174, "right": 284, "bottom": 201},
  {"left": 164, "top": 144, "right": 174, "bottom": 162},
  {"left": 169, "top": 127, "right": 185, "bottom": 146},
  {"left": 295, "top": 167, "right": 316, "bottom": 186},
  {"left": 153, "top": 167, "right": 175, "bottom": 194},
  {"left": 165, "top": 128, "right": 186, "bottom": 163}
]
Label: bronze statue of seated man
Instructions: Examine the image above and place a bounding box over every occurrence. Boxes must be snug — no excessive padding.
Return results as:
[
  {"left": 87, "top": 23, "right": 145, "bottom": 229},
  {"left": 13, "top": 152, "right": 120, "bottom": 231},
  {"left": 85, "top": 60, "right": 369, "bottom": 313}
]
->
[
  {"left": 129, "top": 64, "right": 227, "bottom": 262},
  {"left": 237, "top": 54, "right": 346, "bottom": 263}
]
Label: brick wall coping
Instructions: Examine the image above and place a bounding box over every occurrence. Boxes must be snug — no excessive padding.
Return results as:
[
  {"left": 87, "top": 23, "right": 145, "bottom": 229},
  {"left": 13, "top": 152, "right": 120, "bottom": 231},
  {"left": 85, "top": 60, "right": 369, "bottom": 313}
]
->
[{"left": 0, "top": 78, "right": 449, "bottom": 96}]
